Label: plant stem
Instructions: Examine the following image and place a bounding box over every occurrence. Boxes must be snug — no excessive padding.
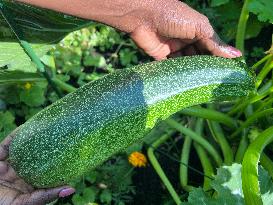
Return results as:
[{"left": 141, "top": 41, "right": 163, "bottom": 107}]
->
[
  {"left": 257, "top": 80, "right": 273, "bottom": 94},
  {"left": 231, "top": 108, "right": 273, "bottom": 138},
  {"left": 193, "top": 118, "right": 214, "bottom": 191},
  {"left": 255, "top": 55, "right": 273, "bottom": 88},
  {"left": 260, "top": 153, "right": 273, "bottom": 179},
  {"left": 147, "top": 134, "right": 182, "bottom": 205},
  {"left": 228, "top": 87, "right": 273, "bottom": 116},
  {"left": 242, "top": 126, "right": 273, "bottom": 205},
  {"left": 52, "top": 78, "right": 77, "bottom": 93},
  {"left": 256, "top": 96, "right": 273, "bottom": 112},
  {"left": 180, "top": 135, "right": 194, "bottom": 192},
  {"left": 180, "top": 106, "right": 237, "bottom": 129},
  {"left": 244, "top": 104, "right": 254, "bottom": 117},
  {"left": 235, "top": 131, "right": 248, "bottom": 163},
  {"left": 166, "top": 118, "right": 222, "bottom": 166},
  {"left": 235, "top": 0, "right": 250, "bottom": 53},
  {"left": 42, "top": 68, "right": 63, "bottom": 98},
  {"left": 252, "top": 54, "right": 273, "bottom": 70},
  {"left": 207, "top": 120, "right": 233, "bottom": 165}
]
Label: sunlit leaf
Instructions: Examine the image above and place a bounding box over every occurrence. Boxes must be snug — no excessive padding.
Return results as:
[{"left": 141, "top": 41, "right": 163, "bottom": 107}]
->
[{"left": 248, "top": 0, "right": 273, "bottom": 23}]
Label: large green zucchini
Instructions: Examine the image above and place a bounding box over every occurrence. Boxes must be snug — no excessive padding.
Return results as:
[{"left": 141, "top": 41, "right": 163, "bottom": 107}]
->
[{"left": 9, "top": 56, "right": 255, "bottom": 188}]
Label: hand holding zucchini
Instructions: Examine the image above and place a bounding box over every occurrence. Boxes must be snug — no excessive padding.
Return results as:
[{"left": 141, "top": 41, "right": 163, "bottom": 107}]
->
[{"left": 9, "top": 56, "right": 255, "bottom": 188}]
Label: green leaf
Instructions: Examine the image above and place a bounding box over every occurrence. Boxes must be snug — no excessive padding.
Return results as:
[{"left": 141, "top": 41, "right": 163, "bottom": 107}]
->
[
  {"left": 83, "top": 55, "right": 106, "bottom": 68},
  {"left": 99, "top": 156, "right": 134, "bottom": 193},
  {"left": 0, "top": 0, "right": 91, "bottom": 72},
  {"left": 72, "top": 194, "right": 86, "bottom": 205},
  {"left": 213, "top": 1, "right": 242, "bottom": 41},
  {"left": 0, "top": 110, "right": 14, "bottom": 127},
  {"left": 183, "top": 163, "right": 273, "bottom": 205},
  {"left": 119, "top": 48, "right": 138, "bottom": 66},
  {"left": 184, "top": 187, "right": 215, "bottom": 205},
  {"left": 40, "top": 55, "right": 56, "bottom": 70},
  {"left": 245, "top": 15, "right": 265, "bottom": 39},
  {"left": 0, "top": 42, "right": 52, "bottom": 72},
  {"left": 211, "top": 164, "right": 243, "bottom": 202},
  {"left": 210, "top": 0, "right": 229, "bottom": 7},
  {"left": 24, "top": 107, "right": 42, "bottom": 120},
  {"left": 0, "top": 70, "right": 44, "bottom": 85},
  {"left": 125, "top": 142, "right": 143, "bottom": 155},
  {"left": 19, "top": 81, "right": 47, "bottom": 107},
  {"left": 82, "top": 187, "right": 97, "bottom": 203},
  {"left": 248, "top": 0, "right": 273, "bottom": 23},
  {"left": 100, "top": 189, "right": 112, "bottom": 204},
  {"left": 0, "top": 0, "right": 91, "bottom": 43},
  {"left": 0, "top": 111, "right": 16, "bottom": 141},
  {"left": 85, "top": 171, "right": 97, "bottom": 184},
  {"left": 183, "top": 164, "right": 244, "bottom": 205}
]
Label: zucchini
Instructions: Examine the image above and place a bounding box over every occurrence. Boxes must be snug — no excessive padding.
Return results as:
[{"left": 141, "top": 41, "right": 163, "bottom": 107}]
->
[{"left": 9, "top": 56, "right": 255, "bottom": 188}]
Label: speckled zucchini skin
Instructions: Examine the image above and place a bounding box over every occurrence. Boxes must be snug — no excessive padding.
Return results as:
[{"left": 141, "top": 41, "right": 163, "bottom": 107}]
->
[{"left": 9, "top": 56, "right": 255, "bottom": 188}]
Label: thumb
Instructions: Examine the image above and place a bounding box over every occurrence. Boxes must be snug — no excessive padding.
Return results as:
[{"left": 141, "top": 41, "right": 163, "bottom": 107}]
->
[{"left": 16, "top": 186, "right": 75, "bottom": 205}]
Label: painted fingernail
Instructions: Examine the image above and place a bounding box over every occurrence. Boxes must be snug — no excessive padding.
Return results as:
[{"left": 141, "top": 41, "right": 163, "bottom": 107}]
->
[
  {"left": 59, "top": 188, "right": 75, "bottom": 198},
  {"left": 227, "top": 46, "right": 242, "bottom": 57}
]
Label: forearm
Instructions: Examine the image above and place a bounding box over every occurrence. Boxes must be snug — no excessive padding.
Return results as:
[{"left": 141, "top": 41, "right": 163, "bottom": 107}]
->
[
  {"left": 15, "top": 0, "right": 155, "bottom": 32},
  {"left": 14, "top": 0, "right": 241, "bottom": 59}
]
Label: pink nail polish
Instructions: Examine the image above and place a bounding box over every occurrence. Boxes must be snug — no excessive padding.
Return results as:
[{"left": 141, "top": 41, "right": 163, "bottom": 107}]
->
[
  {"left": 59, "top": 188, "right": 75, "bottom": 198},
  {"left": 227, "top": 46, "right": 242, "bottom": 57}
]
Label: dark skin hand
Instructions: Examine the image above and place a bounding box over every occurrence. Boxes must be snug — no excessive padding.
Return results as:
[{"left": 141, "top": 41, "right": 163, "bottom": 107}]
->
[
  {"left": 0, "top": 129, "right": 75, "bottom": 205},
  {"left": 17, "top": 0, "right": 242, "bottom": 60}
]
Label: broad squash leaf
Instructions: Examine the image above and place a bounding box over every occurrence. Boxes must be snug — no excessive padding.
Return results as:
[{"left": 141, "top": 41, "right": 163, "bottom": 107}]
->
[
  {"left": 0, "top": 42, "right": 52, "bottom": 72},
  {"left": 248, "top": 0, "right": 273, "bottom": 24},
  {"left": 0, "top": 0, "right": 91, "bottom": 72},
  {"left": 183, "top": 164, "right": 273, "bottom": 205},
  {"left": 0, "top": 0, "right": 90, "bottom": 43}
]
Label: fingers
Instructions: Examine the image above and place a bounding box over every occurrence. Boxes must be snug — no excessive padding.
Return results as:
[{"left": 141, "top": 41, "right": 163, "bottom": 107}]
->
[
  {"left": 131, "top": 26, "right": 188, "bottom": 60},
  {"left": 0, "top": 161, "right": 8, "bottom": 174},
  {"left": 154, "top": 0, "right": 242, "bottom": 58},
  {"left": 15, "top": 186, "right": 75, "bottom": 205},
  {"left": 0, "top": 161, "right": 33, "bottom": 193},
  {"left": 191, "top": 14, "right": 242, "bottom": 58},
  {"left": 0, "top": 162, "right": 16, "bottom": 181},
  {"left": 155, "top": 1, "right": 215, "bottom": 40},
  {"left": 0, "top": 127, "right": 20, "bottom": 161},
  {"left": 197, "top": 33, "right": 242, "bottom": 58},
  {"left": 0, "top": 136, "right": 13, "bottom": 161},
  {"left": 131, "top": 26, "right": 169, "bottom": 60},
  {"left": 168, "top": 39, "right": 187, "bottom": 53}
]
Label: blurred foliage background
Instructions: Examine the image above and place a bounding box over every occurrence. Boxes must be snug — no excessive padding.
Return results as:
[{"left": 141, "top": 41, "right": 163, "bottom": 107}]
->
[{"left": 0, "top": 0, "right": 272, "bottom": 204}]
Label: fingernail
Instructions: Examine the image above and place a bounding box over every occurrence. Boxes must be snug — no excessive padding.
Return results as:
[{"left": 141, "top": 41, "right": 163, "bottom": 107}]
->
[
  {"left": 59, "top": 188, "right": 75, "bottom": 198},
  {"left": 227, "top": 46, "right": 242, "bottom": 57}
]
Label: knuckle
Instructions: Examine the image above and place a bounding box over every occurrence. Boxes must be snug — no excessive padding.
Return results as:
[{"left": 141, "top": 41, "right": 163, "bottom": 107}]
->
[
  {"left": 200, "top": 15, "right": 210, "bottom": 24},
  {"left": 196, "top": 15, "right": 214, "bottom": 39}
]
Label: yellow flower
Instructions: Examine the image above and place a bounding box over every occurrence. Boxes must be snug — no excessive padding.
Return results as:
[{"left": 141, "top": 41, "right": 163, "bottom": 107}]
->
[
  {"left": 24, "top": 82, "right": 32, "bottom": 90},
  {"left": 128, "top": 151, "right": 147, "bottom": 167}
]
